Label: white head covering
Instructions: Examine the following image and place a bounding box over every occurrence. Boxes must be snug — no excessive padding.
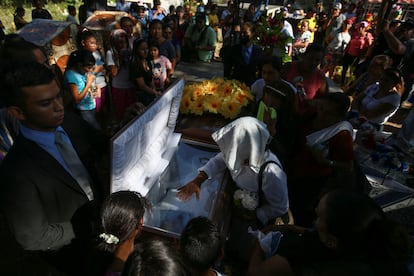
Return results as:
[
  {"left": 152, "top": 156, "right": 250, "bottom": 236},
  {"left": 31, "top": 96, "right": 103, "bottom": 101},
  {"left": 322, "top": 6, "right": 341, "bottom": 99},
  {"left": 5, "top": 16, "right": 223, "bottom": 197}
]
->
[{"left": 212, "top": 116, "right": 271, "bottom": 174}]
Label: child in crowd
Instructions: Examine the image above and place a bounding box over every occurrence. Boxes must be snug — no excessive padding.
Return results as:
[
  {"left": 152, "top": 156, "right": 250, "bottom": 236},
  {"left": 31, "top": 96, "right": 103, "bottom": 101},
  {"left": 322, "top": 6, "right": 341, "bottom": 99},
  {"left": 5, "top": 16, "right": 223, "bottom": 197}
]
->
[
  {"left": 13, "top": 6, "right": 29, "bottom": 30},
  {"left": 148, "top": 40, "right": 173, "bottom": 92},
  {"left": 135, "top": 5, "right": 149, "bottom": 39},
  {"left": 97, "top": 191, "right": 151, "bottom": 275},
  {"left": 148, "top": 19, "right": 177, "bottom": 69},
  {"left": 130, "top": 39, "right": 159, "bottom": 105},
  {"left": 64, "top": 49, "right": 101, "bottom": 130},
  {"left": 66, "top": 5, "right": 78, "bottom": 24},
  {"left": 180, "top": 217, "right": 225, "bottom": 276},
  {"left": 122, "top": 240, "right": 190, "bottom": 276},
  {"left": 293, "top": 20, "right": 311, "bottom": 58},
  {"left": 120, "top": 16, "right": 139, "bottom": 50},
  {"left": 106, "top": 29, "right": 136, "bottom": 120},
  {"left": 77, "top": 29, "right": 107, "bottom": 114}
]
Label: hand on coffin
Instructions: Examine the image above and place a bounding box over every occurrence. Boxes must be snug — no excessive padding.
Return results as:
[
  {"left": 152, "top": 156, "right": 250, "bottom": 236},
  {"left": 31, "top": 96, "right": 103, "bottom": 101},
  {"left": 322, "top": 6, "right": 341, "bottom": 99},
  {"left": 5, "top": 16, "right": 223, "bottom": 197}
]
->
[
  {"left": 177, "top": 171, "right": 208, "bottom": 201},
  {"left": 177, "top": 181, "right": 201, "bottom": 201}
]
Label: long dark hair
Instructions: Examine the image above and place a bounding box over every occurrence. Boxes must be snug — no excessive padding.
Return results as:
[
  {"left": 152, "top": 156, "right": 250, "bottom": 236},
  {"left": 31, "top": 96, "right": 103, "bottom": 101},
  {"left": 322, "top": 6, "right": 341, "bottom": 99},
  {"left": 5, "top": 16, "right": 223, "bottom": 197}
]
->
[
  {"left": 98, "top": 191, "right": 151, "bottom": 253},
  {"left": 66, "top": 49, "right": 95, "bottom": 70}
]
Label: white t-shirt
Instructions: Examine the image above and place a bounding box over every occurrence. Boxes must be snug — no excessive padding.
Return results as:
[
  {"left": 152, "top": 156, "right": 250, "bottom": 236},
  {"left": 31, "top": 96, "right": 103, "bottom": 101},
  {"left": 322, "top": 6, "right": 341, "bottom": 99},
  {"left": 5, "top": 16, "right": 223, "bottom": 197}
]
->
[
  {"left": 361, "top": 83, "right": 401, "bottom": 125},
  {"left": 327, "top": 31, "right": 351, "bottom": 53}
]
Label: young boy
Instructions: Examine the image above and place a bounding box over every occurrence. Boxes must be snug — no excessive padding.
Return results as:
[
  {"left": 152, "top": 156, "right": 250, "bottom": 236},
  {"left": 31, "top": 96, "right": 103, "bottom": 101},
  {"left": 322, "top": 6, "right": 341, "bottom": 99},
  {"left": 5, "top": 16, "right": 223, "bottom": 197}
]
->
[{"left": 180, "top": 217, "right": 225, "bottom": 276}]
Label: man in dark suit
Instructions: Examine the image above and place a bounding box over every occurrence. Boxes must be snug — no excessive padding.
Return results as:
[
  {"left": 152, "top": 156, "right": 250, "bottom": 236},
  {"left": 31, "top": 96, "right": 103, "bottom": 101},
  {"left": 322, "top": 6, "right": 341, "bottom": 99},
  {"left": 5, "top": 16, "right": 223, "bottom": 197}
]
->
[
  {"left": 223, "top": 21, "right": 263, "bottom": 86},
  {"left": 0, "top": 61, "right": 107, "bottom": 273}
]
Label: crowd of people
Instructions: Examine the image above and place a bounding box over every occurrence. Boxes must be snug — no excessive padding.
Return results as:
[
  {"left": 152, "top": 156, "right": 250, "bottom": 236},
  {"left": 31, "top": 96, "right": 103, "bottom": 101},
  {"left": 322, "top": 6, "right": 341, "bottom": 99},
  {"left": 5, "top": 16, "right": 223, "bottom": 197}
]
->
[{"left": 0, "top": 0, "right": 414, "bottom": 275}]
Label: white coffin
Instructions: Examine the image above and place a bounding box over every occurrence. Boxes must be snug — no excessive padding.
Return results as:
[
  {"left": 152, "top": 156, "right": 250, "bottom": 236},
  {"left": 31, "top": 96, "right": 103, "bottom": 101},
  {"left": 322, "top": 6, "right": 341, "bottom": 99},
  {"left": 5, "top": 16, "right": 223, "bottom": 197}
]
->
[{"left": 110, "top": 79, "right": 232, "bottom": 239}]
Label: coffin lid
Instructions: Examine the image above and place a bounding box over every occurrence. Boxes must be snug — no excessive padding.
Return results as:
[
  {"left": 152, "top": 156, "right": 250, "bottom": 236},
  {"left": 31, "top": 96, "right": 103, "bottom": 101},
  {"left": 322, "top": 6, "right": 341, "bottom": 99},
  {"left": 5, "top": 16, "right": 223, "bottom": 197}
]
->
[
  {"left": 110, "top": 79, "right": 184, "bottom": 196},
  {"left": 18, "top": 19, "right": 74, "bottom": 47}
]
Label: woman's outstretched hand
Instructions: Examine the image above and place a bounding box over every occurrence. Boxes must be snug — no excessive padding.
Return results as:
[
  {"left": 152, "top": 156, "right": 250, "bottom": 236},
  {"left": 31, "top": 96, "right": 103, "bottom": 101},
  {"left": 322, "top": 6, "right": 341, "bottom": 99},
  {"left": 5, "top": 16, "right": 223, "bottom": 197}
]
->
[
  {"left": 177, "top": 171, "right": 208, "bottom": 201},
  {"left": 177, "top": 181, "right": 201, "bottom": 201}
]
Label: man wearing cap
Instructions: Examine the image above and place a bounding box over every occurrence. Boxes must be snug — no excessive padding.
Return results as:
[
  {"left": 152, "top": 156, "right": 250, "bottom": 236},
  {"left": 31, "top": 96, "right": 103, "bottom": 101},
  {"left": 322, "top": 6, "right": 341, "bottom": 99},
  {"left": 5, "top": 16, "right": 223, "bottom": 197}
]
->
[
  {"left": 323, "top": 3, "right": 346, "bottom": 45},
  {"left": 183, "top": 12, "right": 217, "bottom": 62}
]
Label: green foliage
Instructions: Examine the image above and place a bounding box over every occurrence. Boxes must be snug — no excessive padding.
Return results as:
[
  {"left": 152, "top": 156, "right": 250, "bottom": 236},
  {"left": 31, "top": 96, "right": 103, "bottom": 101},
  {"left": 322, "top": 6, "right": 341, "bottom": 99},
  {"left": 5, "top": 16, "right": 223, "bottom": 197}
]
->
[{"left": 0, "top": 1, "right": 74, "bottom": 33}]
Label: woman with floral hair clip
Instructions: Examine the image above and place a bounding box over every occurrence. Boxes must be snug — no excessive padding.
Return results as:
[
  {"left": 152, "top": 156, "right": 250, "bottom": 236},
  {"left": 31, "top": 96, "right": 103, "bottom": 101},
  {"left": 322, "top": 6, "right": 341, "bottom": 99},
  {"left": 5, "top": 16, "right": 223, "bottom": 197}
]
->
[{"left": 97, "top": 191, "right": 151, "bottom": 276}]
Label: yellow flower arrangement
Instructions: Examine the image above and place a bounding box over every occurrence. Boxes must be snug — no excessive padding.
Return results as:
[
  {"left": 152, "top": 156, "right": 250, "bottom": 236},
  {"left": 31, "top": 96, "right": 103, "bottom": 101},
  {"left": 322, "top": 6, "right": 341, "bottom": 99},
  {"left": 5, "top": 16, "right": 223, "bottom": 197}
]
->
[{"left": 180, "top": 78, "right": 254, "bottom": 119}]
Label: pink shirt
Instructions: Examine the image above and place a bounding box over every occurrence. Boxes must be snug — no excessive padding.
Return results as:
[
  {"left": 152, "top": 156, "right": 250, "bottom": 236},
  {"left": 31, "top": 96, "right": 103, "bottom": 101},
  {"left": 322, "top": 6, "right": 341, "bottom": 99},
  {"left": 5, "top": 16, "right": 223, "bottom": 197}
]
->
[{"left": 346, "top": 32, "right": 373, "bottom": 57}]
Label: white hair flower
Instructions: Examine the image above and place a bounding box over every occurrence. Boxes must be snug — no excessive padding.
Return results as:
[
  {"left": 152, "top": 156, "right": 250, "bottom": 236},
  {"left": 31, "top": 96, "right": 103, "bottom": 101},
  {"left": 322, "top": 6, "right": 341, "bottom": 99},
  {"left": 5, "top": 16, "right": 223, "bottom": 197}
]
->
[{"left": 99, "top": 233, "right": 119, "bottom": 245}]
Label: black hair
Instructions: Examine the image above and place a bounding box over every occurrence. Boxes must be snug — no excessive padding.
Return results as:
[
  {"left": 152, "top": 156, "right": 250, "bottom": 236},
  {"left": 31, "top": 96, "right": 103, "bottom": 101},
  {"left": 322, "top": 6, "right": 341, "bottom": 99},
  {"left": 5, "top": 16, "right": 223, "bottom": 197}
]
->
[
  {"left": 66, "top": 49, "right": 95, "bottom": 69},
  {"left": 261, "top": 55, "right": 283, "bottom": 73},
  {"left": 14, "top": 6, "right": 25, "bottom": 15},
  {"left": 325, "top": 92, "right": 350, "bottom": 118},
  {"left": 176, "top": 5, "right": 184, "bottom": 13},
  {"left": 243, "top": 21, "right": 256, "bottom": 34},
  {"left": 195, "top": 13, "right": 206, "bottom": 22},
  {"left": 76, "top": 28, "right": 96, "bottom": 49},
  {"left": 120, "top": 16, "right": 135, "bottom": 27},
  {"left": 0, "top": 61, "right": 55, "bottom": 108},
  {"left": 67, "top": 5, "right": 76, "bottom": 12},
  {"left": 324, "top": 190, "right": 413, "bottom": 263},
  {"left": 131, "top": 38, "right": 148, "bottom": 64},
  {"left": 180, "top": 216, "right": 222, "bottom": 273},
  {"left": 149, "top": 19, "right": 163, "bottom": 30},
  {"left": 382, "top": 67, "right": 403, "bottom": 87},
  {"left": 122, "top": 240, "right": 190, "bottom": 276},
  {"left": 148, "top": 38, "right": 160, "bottom": 50},
  {"left": 98, "top": 191, "right": 150, "bottom": 253},
  {"left": 130, "top": 2, "right": 139, "bottom": 12},
  {"left": 0, "top": 35, "right": 47, "bottom": 64}
]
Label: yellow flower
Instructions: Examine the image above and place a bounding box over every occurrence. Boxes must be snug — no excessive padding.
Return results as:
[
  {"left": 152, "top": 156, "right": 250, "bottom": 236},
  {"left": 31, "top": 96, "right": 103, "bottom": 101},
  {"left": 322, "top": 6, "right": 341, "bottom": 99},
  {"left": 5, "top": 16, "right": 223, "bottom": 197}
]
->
[
  {"left": 220, "top": 100, "right": 241, "bottom": 119},
  {"left": 181, "top": 77, "right": 254, "bottom": 118},
  {"left": 180, "top": 94, "right": 193, "bottom": 113},
  {"left": 190, "top": 98, "right": 205, "bottom": 115},
  {"left": 204, "top": 97, "right": 221, "bottom": 114},
  {"left": 192, "top": 87, "right": 205, "bottom": 99}
]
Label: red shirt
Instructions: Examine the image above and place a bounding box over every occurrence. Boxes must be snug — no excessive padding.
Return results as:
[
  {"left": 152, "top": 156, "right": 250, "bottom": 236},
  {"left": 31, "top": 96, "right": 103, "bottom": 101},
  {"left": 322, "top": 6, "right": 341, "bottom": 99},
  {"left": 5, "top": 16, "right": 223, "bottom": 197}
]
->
[
  {"left": 285, "top": 61, "right": 326, "bottom": 100},
  {"left": 292, "top": 128, "right": 354, "bottom": 178}
]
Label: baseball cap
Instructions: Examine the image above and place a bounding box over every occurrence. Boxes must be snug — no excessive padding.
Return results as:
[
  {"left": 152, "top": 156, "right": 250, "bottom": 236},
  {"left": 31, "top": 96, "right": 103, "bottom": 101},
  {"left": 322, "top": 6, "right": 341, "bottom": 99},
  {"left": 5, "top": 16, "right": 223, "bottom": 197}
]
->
[
  {"left": 358, "top": 21, "right": 369, "bottom": 29},
  {"left": 333, "top": 2, "right": 342, "bottom": 10}
]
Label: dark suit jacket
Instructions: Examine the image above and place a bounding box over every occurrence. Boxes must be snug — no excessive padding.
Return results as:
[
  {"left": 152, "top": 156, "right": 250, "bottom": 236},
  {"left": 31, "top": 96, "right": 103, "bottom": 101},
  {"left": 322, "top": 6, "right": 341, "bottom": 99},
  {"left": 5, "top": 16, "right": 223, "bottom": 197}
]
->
[
  {"left": 0, "top": 112, "right": 107, "bottom": 252},
  {"left": 224, "top": 43, "right": 264, "bottom": 86}
]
